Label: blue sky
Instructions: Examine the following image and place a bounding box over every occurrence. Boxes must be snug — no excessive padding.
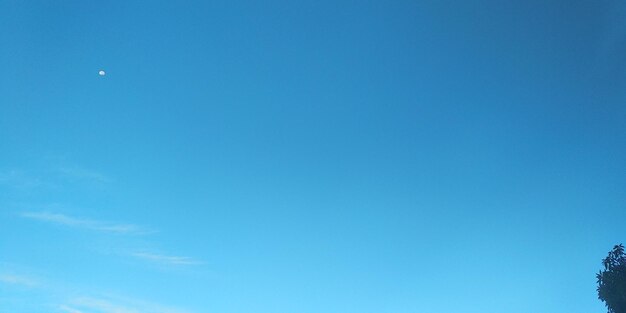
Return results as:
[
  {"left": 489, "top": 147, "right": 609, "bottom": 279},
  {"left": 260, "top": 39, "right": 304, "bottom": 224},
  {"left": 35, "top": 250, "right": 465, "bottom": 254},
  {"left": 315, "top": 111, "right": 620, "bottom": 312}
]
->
[{"left": 1, "top": 1, "right": 625, "bottom": 312}]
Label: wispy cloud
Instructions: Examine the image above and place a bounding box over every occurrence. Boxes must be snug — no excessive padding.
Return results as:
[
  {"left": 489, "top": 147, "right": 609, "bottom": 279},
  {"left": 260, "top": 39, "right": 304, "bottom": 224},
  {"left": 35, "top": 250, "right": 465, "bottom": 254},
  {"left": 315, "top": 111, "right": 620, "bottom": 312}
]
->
[
  {"left": 57, "top": 167, "right": 111, "bottom": 183},
  {"left": 0, "top": 165, "right": 110, "bottom": 189},
  {"left": 0, "top": 170, "right": 45, "bottom": 189},
  {"left": 20, "top": 212, "right": 148, "bottom": 235},
  {"left": 59, "top": 305, "right": 87, "bottom": 313},
  {"left": 68, "top": 296, "right": 191, "bottom": 313},
  {"left": 0, "top": 274, "right": 39, "bottom": 288},
  {"left": 0, "top": 269, "right": 193, "bottom": 313},
  {"left": 131, "top": 252, "right": 202, "bottom": 266},
  {"left": 19, "top": 211, "right": 200, "bottom": 267},
  {"left": 71, "top": 297, "right": 139, "bottom": 313}
]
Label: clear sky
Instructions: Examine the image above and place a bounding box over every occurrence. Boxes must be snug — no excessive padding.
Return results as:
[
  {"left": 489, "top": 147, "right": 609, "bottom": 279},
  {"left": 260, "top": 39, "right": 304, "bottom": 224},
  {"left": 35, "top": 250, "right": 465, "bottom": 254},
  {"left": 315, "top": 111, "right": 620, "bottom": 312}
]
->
[{"left": 1, "top": 1, "right": 625, "bottom": 312}]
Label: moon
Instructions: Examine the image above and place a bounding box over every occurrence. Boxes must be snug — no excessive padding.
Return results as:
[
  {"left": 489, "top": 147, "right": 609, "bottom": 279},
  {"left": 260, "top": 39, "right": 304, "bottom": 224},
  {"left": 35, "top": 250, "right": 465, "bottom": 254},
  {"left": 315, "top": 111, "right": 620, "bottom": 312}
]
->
[{"left": 98, "top": 70, "right": 106, "bottom": 76}]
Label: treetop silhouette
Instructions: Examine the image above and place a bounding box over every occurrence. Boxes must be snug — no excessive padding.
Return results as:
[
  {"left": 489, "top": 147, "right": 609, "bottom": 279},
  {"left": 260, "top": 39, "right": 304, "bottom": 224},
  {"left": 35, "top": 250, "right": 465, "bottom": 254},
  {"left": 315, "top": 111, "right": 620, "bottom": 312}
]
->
[{"left": 598, "top": 244, "right": 626, "bottom": 313}]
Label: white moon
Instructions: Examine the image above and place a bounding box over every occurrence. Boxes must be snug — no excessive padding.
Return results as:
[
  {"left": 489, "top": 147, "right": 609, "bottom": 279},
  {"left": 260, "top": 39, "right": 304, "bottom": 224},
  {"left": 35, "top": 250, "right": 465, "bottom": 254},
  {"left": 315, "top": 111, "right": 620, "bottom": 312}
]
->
[{"left": 98, "top": 70, "right": 106, "bottom": 76}]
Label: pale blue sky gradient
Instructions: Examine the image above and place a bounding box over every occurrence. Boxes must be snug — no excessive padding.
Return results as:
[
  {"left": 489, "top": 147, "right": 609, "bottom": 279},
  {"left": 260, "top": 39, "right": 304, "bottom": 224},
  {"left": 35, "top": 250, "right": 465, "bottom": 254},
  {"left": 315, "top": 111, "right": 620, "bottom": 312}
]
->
[{"left": 1, "top": 1, "right": 626, "bottom": 312}]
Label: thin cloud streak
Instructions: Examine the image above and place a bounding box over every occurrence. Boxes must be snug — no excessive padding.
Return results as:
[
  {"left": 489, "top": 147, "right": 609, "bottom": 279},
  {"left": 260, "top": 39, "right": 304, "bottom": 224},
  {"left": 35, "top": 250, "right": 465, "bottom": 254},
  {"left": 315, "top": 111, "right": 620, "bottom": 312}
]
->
[
  {"left": 72, "top": 298, "right": 138, "bottom": 313},
  {"left": 59, "top": 305, "right": 87, "bottom": 313},
  {"left": 0, "top": 269, "right": 192, "bottom": 313},
  {"left": 20, "top": 212, "right": 148, "bottom": 235},
  {"left": 0, "top": 170, "right": 46, "bottom": 189},
  {"left": 0, "top": 274, "right": 39, "bottom": 287},
  {"left": 131, "top": 252, "right": 202, "bottom": 266},
  {"left": 70, "top": 296, "right": 192, "bottom": 313},
  {"left": 58, "top": 167, "right": 112, "bottom": 183}
]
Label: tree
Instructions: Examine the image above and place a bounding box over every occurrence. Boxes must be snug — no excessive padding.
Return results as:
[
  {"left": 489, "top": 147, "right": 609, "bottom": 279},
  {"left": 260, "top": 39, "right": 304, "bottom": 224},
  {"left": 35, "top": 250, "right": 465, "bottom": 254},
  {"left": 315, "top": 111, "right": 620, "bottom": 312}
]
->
[{"left": 598, "top": 244, "right": 626, "bottom": 313}]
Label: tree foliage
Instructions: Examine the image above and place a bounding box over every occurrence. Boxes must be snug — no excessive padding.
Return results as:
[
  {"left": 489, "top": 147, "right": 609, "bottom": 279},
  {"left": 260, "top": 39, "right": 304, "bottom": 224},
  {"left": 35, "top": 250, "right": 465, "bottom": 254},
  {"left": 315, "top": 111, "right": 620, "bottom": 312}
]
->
[{"left": 598, "top": 244, "right": 626, "bottom": 313}]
